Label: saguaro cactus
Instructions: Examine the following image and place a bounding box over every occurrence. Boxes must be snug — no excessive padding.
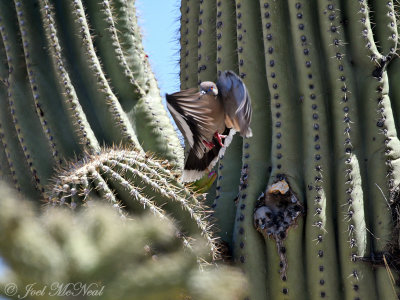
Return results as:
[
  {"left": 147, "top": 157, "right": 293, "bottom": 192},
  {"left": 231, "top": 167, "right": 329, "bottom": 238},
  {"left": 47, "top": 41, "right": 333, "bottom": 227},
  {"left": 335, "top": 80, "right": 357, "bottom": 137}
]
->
[
  {"left": 0, "top": 0, "right": 184, "bottom": 195},
  {"left": 0, "top": 183, "right": 247, "bottom": 300},
  {"left": 180, "top": 0, "right": 400, "bottom": 299},
  {"left": 0, "top": 0, "right": 217, "bottom": 264}
]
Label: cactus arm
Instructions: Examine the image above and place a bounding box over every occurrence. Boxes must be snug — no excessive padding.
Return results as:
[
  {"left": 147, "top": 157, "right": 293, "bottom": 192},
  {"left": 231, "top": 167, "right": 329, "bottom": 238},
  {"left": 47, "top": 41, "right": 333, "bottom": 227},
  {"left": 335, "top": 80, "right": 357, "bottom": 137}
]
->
[
  {"left": 372, "top": 0, "right": 398, "bottom": 56},
  {"left": 14, "top": 1, "right": 82, "bottom": 162},
  {"left": 0, "top": 85, "right": 38, "bottom": 195},
  {"left": 0, "top": 1, "right": 54, "bottom": 193},
  {"left": 387, "top": 4, "right": 400, "bottom": 133},
  {"left": 182, "top": 0, "right": 199, "bottom": 88},
  {"left": 67, "top": 0, "right": 142, "bottom": 148},
  {"left": 105, "top": 159, "right": 208, "bottom": 234},
  {"left": 49, "top": 148, "right": 217, "bottom": 258},
  {"left": 212, "top": 0, "right": 242, "bottom": 250},
  {"left": 111, "top": 0, "right": 150, "bottom": 92},
  {"left": 258, "top": 1, "right": 308, "bottom": 299},
  {"left": 231, "top": 1, "right": 271, "bottom": 299},
  {"left": 50, "top": 0, "right": 141, "bottom": 149},
  {"left": 316, "top": 1, "right": 378, "bottom": 299},
  {"left": 347, "top": 0, "right": 400, "bottom": 248},
  {"left": 79, "top": 0, "right": 183, "bottom": 163},
  {"left": 0, "top": 22, "right": 7, "bottom": 82},
  {"left": 388, "top": 58, "right": 400, "bottom": 133},
  {"left": 89, "top": 168, "right": 119, "bottom": 204},
  {"left": 99, "top": 164, "right": 166, "bottom": 216},
  {"left": 198, "top": 0, "right": 216, "bottom": 83},
  {"left": 82, "top": 0, "right": 145, "bottom": 110},
  {"left": 104, "top": 158, "right": 216, "bottom": 253},
  {"left": 0, "top": 139, "right": 10, "bottom": 182},
  {"left": 345, "top": 1, "right": 383, "bottom": 64},
  {"left": 287, "top": 1, "right": 342, "bottom": 298},
  {"left": 0, "top": 17, "right": 12, "bottom": 184},
  {"left": 0, "top": 51, "right": 37, "bottom": 195},
  {"left": 346, "top": 1, "right": 400, "bottom": 298},
  {"left": 180, "top": 0, "right": 188, "bottom": 89},
  {"left": 39, "top": 1, "right": 101, "bottom": 154}
]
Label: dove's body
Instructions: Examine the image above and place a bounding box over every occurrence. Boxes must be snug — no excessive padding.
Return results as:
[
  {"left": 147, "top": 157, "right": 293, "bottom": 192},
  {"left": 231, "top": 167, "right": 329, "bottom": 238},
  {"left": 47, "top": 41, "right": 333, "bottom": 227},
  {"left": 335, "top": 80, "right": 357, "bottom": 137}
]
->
[{"left": 166, "top": 70, "right": 252, "bottom": 182}]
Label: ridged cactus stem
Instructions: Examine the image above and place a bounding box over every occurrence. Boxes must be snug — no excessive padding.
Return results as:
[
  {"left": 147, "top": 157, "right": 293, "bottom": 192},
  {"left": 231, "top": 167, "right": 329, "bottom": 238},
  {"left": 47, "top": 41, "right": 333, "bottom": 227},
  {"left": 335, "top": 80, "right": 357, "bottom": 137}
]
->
[
  {"left": 50, "top": 148, "right": 217, "bottom": 258},
  {"left": 0, "top": 28, "right": 6, "bottom": 81},
  {"left": 180, "top": 0, "right": 188, "bottom": 89},
  {"left": 232, "top": 1, "right": 271, "bottom": 299},
  {"left": 179, "top": 0, "right": 400, "bottom": 298},
  {"left": 213, "top": 0, "right": 242, "bottom": 252},
  {"left": 99, "top": 165, "right": 166, "bottom": 215},
  {"left": 183, "top": 0, "right": 199, "bottom": 88},
  {"left": 80, "top": 0, "right": 183, "bottom": 164},
  {"left": 0, "top": 75, "right": 37, "bottom": 195},
  {"left": 105, "top": 159, "right": 207, "bottom": 233},
  {"left": 0, "top": 140, "right": 10, "bottom": 182},
  {"left": 257, "top": 1, "right": 307, "bottom": 299},
  {"left": 388, "top": 1, "right": 400, "bottom": 134},
  {"left": 83, "top": 0, "right": 146, "bottom": 107},
  {"left": 63, "top": 0, "right": 142, "bottom": 148},
  {"left": 45, "top": 0, "right": 129, "bottom": 149},
  {"left": 287, "top": 1, "right": 341, "bottom": 298},
  {"left": 0, "top": 1, "right": 54, "bottom": 193},
  {"left": 39, "top": 1, "right": 100, "bottom": 153},
  {"left": 89, "top": 168, "right": 119, "bottom": 204},
  {"left": 346, "top": 1, "right": 400, "bottom": 298},
  {"left": 111, "top": 0, "right": 150, "bottom": 93},
  {"left": 99, "top": 170, "right": 206, "bottom": 253},
  {"left": 0, "top": 22, "right": 13, "bottom": 185},
  {"left": 198, "top": 0, "right": 216, "bottom": 83},
  {"left": 372, "top": 0, "right": 398, "bottom": 55},
  {"left": 316, "top": 1, "right": 377, "bottom": 299},
  {"left": 14, "top": 1, "right": 77, "bottom": 164}
]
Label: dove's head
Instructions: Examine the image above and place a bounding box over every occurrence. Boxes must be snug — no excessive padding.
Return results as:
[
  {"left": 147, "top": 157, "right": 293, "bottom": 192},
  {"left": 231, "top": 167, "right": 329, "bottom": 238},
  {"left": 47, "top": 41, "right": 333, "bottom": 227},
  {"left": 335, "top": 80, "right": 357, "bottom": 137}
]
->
[{"left": 200, "top": 81, "right": 218, "bottom": 96}]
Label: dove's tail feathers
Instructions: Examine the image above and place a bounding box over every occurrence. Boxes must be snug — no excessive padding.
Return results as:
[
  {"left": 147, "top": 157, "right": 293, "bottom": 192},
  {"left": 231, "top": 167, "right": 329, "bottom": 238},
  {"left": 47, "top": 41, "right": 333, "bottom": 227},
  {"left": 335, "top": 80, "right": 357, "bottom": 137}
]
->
[
  {"left": 182, "top": 169, "right": 206, "bottom": 182},
  {"left": 182, "top": 146, "right": 221, "bottom": 182},
  {"left": 182, "top": 128, "right": 234, "bottom": 182},
  {"left": 238, "top": 126, "right": 252, "bottom": 138},
  {"left": 223, "top": 128, "right": 236, "bottom": 148},
  {"left": 244, "top": 128, "right": 253, "bottom": 138}
]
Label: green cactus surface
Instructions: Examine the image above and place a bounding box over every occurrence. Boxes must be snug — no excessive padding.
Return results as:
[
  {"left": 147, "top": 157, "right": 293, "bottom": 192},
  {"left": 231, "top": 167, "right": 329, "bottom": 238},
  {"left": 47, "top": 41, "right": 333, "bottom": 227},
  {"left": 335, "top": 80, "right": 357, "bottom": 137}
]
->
[
  {"left": 0, "top": 0, "right": 184, "bottom": 199},
  {"left": 178, "top": 0, "right": 400, "bottom": 299},
  {"left": 0, "top": 183, "right": 248, "bottom": 300}
]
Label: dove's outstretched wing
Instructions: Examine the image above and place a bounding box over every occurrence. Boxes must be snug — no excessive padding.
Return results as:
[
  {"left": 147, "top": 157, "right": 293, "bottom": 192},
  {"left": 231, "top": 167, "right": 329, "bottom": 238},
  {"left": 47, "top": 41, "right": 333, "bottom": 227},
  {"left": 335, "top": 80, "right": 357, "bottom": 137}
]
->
[
  {"left": 217, "top": 70, "right": 253, "bottom": 138},
  {"left": 166, "top": 88, "right": 217, "bottom": 159}
]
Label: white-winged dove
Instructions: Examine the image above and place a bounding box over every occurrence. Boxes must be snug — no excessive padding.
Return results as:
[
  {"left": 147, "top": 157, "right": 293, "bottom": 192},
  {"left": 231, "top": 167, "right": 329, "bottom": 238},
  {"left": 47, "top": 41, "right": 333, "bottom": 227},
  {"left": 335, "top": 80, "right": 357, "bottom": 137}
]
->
[{"left": 166, "top": 70, "right": 252, "bottom": 182}]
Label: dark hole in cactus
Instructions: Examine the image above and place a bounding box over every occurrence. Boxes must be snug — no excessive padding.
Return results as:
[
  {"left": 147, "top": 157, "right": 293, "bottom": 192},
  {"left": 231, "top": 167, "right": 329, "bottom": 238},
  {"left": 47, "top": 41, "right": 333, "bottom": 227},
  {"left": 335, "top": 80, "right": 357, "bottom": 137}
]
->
[{"left": 253, "top": 176, "right": 303, "bottom": 278}]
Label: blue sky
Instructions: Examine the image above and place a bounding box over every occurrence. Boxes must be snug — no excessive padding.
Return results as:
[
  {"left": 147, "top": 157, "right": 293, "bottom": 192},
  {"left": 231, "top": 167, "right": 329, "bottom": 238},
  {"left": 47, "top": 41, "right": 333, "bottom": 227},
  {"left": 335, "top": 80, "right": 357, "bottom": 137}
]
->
[{"left": 136, "top": 0, "right": 181, "bottom": 98}]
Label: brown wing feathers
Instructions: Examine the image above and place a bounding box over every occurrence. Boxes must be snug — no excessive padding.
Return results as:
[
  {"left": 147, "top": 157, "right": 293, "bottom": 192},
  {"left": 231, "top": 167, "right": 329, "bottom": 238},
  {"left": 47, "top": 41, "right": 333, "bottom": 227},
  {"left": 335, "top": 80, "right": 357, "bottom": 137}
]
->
[{"left": 166, "top": 71, "right": 252, "bottom": 182}]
